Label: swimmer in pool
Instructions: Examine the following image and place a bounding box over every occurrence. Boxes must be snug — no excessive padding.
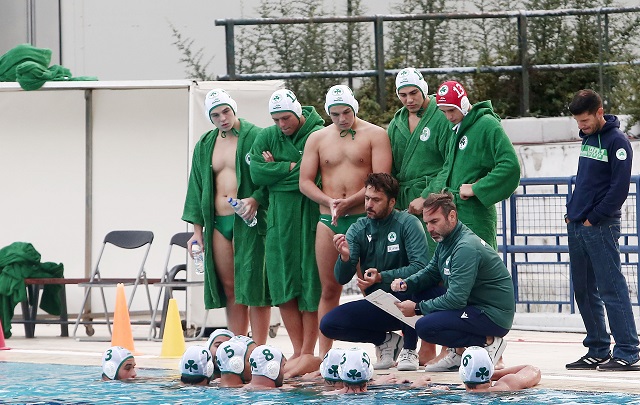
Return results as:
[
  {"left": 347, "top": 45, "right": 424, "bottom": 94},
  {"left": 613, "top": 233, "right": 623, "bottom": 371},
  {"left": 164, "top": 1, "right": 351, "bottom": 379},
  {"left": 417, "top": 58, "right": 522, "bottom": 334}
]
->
[{"left": 101, "top": 346, "right": 136, "bottom": 381}]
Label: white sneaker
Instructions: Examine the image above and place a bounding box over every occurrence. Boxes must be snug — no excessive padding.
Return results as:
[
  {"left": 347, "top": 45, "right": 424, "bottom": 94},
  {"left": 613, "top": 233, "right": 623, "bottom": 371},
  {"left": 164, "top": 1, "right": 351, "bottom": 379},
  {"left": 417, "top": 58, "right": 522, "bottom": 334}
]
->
[
  {"left": 484, "top": 336, "right": 507, "bottom": 365},
  {"left": 423, "top": 347, "right": 461, "bottom": 372},
  {"left": 374, "top": 332, "right": 404, "bottom": 370},
  {"left": 396, "top": 349, "right": 419, "bottom": 371}
]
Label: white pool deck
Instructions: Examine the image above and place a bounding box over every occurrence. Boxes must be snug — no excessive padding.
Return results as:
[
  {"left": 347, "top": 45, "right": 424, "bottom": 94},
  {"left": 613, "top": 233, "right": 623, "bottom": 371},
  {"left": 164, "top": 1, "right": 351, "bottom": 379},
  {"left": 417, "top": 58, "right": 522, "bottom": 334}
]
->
[{"left": 2, "top": 316, "right": 640, "bottom": 395}]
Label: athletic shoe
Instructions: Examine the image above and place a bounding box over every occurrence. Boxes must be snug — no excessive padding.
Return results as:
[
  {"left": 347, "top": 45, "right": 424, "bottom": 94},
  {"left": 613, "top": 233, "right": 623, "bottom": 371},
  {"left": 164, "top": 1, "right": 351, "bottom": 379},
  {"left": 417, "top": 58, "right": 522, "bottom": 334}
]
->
[
  {"left": 597, "top": 357, "right": 640, "bottom": 371},
  {"left": 373, "top": 332, "right": 404, "bottom": 370},
  {"left": 396, "top": 349, "right": 419, "bottom": 371},
  {"left": 423, "top": 348, "right": 461, "bottom": 372},
  {"left": 565, "top": 354, "right": 611, "bottom": 370},
  {"left": 484, "top": 336, "right": 507, "bottom": 366}
]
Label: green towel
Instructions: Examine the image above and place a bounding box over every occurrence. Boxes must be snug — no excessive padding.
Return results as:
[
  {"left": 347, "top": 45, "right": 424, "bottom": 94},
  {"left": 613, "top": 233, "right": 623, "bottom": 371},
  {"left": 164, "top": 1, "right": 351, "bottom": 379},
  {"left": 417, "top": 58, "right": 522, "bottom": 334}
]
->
[
  {"left": 0, "top": 43, "right": 97, "bottom": 90},
  {"left": 0, "top": 242, "right": 64, "bottom": 338}
]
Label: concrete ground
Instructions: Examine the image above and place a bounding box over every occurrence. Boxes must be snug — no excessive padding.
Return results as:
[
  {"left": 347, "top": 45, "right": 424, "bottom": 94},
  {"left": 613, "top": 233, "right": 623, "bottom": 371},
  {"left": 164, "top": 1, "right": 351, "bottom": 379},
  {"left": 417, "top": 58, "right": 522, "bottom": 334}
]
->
[{"left": 2, "top": 315, "right": 640, "bottom": 395}]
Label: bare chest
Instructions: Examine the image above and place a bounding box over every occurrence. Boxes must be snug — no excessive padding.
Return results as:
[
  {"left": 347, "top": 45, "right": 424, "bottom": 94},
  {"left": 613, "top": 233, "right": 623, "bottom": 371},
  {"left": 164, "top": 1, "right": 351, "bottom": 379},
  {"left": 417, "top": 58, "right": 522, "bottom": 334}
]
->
[
  {"left": 211, "top": 136, "right": 238, "bottom": 173},
  {"left": 318, "top": 137, "right": 372, "bottom": 169}
]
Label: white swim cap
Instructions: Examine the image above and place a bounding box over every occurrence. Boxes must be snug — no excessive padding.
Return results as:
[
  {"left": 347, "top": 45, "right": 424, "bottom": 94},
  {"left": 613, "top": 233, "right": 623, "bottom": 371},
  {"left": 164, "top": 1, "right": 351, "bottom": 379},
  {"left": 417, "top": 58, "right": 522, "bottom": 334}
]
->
[
  {"left": 395, "top": 68, "right": 429, "bottom": 99},
  {"left": 249, "top": 345, "right": 283, "bottom": 381},
  {"left": 229, "top": 334, "right": 255, "bottom": 349},
  {"left": 320, "top": 348, "right": 345, "bottom": 382},
  {"left": 338, "top": 348, "right": 373, "bottom": 384},
  {"left": 324, "top": 84, "right": 359, "bottom": 116},
  {"left": 268, "top": 89, "right": 302, "bottom": 119},
  {"left": 101, "top": 346, "right": 133, "bottom": 380},
  {"left": 216, "top": 340, "right": 248, "bottom": 376},
  {"left": 459, "top": 346, "right": 494, "bottom": 385},
  {"left": 207, "top": 328, "right": 234, "bottom": 352},
  {"left": 205, "top": 88, "right": 238, "bottom": 124},
  {"left": 180, "top": 345, "right": 214, "bottom": 380}
]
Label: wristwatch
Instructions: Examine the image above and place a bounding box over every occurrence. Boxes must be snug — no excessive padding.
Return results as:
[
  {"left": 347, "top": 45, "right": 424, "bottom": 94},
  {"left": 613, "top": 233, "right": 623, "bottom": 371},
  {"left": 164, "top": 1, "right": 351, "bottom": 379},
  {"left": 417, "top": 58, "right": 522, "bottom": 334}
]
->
[{"left": 414, "top": 302, "right": 422, "bottom": 316}]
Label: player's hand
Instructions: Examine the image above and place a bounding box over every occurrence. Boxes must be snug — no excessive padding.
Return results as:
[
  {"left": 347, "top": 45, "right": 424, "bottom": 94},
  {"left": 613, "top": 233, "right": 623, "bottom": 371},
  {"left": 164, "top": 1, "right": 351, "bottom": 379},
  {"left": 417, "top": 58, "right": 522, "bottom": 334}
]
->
[
  {"left": 330, "top": 199, "right": 350, "bottom": 224},
  {"left": 262, "top": 151, "right": 275, "bottom": 162},
  {"left": 459, "top": 183, "right": 475, "bottom": 200},
  {"left": 187, "top": 234, "right": 204, "bottom": 257},
  {"left": 391, "top": 278, "right": 407, "bottom": 292},
  {"left": 239, "top": 197, "right": 258, "bottom": 221},
  {"left": 356, "top": 268, "right": 380, "bottom": 289},
  {"left": 408, "top": 197, "right": 426, "bottom": 215},
  {"left": 394, "top": 300, "right": 416, "bottom": 317}
]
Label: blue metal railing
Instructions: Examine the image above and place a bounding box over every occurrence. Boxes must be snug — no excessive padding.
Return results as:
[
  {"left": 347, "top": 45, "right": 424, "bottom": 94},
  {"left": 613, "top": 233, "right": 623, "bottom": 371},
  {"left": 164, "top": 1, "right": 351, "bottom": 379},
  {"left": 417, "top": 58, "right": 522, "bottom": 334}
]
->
[{"left": 499, "top": 176, "right": 640, "bottom": 313}]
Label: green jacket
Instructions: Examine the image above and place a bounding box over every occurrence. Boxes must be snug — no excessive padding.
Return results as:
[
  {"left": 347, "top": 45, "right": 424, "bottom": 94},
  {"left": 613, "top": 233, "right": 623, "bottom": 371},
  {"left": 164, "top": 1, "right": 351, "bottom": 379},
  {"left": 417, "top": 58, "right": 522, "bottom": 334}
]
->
[
  {"left": 0, "top": 242, "right": 63, "bottom": 338},
  {"left": 182, "top": 118, "right": 269, "bottom": 309},
  {"left": 249, "top": 107, "right": 325, "bottom": 310},
  {"left": 443, "top": 101, "right": 520, "bottom": 249},
  {"left": 387, "top": 95, "right": 453, "bottom": 209},
  {"left": 404, "top": 221, "right": 515, "bottom": 330},
  {"left": 335, "top": 210, "right": 429, "bottom": 295}
]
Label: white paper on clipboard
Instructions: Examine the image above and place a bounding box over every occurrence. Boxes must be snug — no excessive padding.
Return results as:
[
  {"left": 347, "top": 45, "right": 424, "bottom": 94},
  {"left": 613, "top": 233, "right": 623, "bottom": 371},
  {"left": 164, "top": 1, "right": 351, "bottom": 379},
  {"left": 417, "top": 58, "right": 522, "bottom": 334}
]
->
[{"left": 365, "top": 289, "right": 421, "bottom": 328}]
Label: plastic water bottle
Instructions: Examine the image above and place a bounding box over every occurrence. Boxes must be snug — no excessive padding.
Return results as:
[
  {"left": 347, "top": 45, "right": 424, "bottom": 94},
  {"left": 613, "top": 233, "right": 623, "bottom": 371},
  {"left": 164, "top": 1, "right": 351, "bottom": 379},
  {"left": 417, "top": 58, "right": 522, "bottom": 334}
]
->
[
  {"left": 228, "top": 197, "right": 257, "bottom": 227},
  {"left": 191, "top": 241, "right": 205, "bottom": 275}
]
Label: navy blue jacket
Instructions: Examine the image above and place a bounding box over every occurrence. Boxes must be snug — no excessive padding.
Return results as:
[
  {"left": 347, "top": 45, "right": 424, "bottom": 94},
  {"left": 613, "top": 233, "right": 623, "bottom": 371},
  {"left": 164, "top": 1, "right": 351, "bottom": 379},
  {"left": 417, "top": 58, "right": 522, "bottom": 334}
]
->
[{"left": 567, "top": 114, "right": 633, "bottom": 225}]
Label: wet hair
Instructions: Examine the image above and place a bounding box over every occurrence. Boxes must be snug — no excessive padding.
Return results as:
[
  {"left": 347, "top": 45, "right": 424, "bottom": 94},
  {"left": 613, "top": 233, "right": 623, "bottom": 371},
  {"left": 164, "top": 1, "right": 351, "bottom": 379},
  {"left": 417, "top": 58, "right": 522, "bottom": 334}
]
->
[
  {"left": 181, "top": 375, "right": 210, "bottom": 385},
  {"left": 568, "top": 89, "right": 602, "bottom": 116},
  {"left": 423, "top": 191, "right": 457, "bottom": 217},
  {"left": 364, "top": 173, "right": 399, "bottom": 200}
]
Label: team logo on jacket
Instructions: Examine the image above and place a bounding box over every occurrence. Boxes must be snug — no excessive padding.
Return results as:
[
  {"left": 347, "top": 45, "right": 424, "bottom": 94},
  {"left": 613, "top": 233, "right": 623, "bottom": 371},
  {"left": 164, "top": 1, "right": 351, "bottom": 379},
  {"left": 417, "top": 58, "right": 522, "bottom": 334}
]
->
[
  {"left": 420, "top": 127, "right": 431, "bottom": 141},
  {"left": 443, "top": 256, "right": 451, "bottom": 275},
  {"left": 459, "top": 136, "right": 468, "bottom": 150},
  {"left": 245, "top": 153, "right": 251, "bottom": 165},
  {"left": 616, "top": 148, "right": 628, "bottom": 161},
  {"left": 387, "top": 232, "right": 397, "bottom": 242}
]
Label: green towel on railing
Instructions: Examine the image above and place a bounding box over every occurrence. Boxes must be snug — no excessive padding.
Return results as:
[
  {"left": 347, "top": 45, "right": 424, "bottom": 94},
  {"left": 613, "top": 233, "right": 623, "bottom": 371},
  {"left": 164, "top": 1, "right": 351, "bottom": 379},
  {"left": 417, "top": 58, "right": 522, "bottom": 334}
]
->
[
  {"left": 0, "top": 43, "right": 97, "bottom": 90},
  {"left": 0, "top": 242, "right": 64, "bottom": 338}
]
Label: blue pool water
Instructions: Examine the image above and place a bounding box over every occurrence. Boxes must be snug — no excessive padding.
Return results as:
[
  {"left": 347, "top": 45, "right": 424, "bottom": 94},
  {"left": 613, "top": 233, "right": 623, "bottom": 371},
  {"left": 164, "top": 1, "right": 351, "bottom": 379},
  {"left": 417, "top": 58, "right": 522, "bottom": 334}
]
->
[{"left": 1, "top": 361, "right": 640, "bottom": 405}]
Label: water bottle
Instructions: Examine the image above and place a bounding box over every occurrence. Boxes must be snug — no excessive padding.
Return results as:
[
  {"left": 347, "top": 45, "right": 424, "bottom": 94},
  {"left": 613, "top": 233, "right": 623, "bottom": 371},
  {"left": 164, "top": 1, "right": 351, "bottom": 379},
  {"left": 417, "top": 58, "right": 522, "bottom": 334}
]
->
[
  {"left": 191, "top": 241, "right": 205, "bottom": 275},
  {"left": 228, "top": 197, "right": 257, "bottom": 227}
]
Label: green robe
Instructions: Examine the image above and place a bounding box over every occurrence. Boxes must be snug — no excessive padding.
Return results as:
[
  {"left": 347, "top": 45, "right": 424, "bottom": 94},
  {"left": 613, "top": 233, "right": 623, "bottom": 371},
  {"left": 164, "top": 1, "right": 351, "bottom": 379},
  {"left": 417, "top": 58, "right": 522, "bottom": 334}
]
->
[
  {"left": 443, "top": 101, "right": 521, "bottom": 249},
  {"left": 0, "top": 242, "right": 64, "bottom": 338},
  {"left": 249, "top": 107, "right": 324, "bottom": 311},
  {"left": 182, "top": 118, "right": 269, "bottom": 309},
  {"left": 387, "top": 95, "right": 452, "bottom": 258}
]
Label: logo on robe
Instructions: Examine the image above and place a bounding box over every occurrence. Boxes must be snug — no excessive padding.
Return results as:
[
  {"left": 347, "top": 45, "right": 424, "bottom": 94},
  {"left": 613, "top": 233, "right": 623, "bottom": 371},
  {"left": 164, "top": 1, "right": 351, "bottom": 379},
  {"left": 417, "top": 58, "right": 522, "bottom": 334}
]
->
[
  {"left": 245, "top": 153, "right": 251, "bottom": 165},
  {"left": 459, "top": 136, "right": 468, "bottom": 150},
  {"left": 387, "top": 232, "right": 397, "bottom": 242},
  {"left": 420, "top": 127, "right": 431, "bottom": 142}
]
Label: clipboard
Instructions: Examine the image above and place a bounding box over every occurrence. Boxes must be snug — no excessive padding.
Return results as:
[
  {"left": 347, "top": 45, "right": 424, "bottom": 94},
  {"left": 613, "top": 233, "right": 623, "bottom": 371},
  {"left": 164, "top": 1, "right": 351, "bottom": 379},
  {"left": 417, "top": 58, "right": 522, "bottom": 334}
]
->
[{"left": 365, "top": 289, "right": 421, "bottom": 328}]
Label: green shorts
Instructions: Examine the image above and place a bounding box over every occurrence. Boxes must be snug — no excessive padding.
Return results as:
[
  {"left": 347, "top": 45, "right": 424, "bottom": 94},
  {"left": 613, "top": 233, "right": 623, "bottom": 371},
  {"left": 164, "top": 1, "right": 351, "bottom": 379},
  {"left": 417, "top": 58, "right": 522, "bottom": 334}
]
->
[
  {"left": 213, "top": 215, "right": 234, "bottom": 241},
  {"left": 318, "top": 213, "right": 366, "bottom": 234}
]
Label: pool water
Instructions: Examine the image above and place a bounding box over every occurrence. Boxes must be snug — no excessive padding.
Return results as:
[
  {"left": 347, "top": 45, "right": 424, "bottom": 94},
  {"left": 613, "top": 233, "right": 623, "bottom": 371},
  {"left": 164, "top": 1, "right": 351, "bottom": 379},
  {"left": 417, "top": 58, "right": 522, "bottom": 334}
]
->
[{"left": 1, "top": 361, "right": 639, "bottom": 405}]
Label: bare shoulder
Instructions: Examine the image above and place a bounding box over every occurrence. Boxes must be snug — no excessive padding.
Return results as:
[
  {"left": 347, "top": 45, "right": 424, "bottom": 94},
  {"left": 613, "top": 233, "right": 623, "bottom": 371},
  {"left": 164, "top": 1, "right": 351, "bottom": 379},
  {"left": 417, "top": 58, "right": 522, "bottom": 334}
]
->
[{"left": 355, "top": 119, "right": 386, "bottom": 135}]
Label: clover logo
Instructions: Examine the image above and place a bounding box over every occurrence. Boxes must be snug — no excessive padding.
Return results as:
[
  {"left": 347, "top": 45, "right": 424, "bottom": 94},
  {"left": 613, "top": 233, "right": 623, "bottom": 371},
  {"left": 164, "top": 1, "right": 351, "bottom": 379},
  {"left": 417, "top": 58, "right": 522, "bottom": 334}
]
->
[
  {"left": 438, "top": 84, "right": 449, "bottom": 96},
  {"left": 329, "top": 364, "right": 339, "bottom": 377},
  {"left": 400, "top": 70, "right": 408, "bottom": 76},
  {"left": 476, "top": 367, "right": 490, "bottom": 380},
  {"left": 272, "top": 95, "right": 281, "bottom": 102},
  {"left": 185, "top": 360, "right": 198, "bottom": 372},
  {"left": 347, "top": 369, "right": 361, "bottom": 380},
  {"left": 333, "top": 87, "right": 343, "bottom": 96}
]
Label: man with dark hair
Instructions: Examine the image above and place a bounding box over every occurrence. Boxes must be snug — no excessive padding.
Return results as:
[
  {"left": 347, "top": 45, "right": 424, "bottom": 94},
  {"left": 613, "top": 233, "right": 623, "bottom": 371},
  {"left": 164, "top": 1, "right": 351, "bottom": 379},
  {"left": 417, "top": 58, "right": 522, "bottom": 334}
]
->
[
  {"left": 320, "top": 173, "right": 429, "bottom": 371},
  {"left": 564, "top": 89, "right": 639, "bottom": 371},
  {"left": 393, "top": 191, "right": 515, "bottom": 371}
]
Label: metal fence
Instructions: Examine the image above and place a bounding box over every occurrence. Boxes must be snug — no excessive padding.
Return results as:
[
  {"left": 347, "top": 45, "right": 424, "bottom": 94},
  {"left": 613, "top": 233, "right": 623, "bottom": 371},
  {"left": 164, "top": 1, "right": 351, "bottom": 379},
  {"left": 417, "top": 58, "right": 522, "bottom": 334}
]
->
[
  {"left": 215, "top": 6, "right": 640, "bottom": 114},
  {"left": 499, "top": 176, "right": 639, "bottom": 313}
]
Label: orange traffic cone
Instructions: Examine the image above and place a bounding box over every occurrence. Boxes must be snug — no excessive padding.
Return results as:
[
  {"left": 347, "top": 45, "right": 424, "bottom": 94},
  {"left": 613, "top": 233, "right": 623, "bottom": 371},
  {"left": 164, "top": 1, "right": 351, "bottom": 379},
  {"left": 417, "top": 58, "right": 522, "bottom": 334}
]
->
[
  {"left": 0, "top": 317, "right": 9, "bottom": 350},
  {"left": 110, "top": 283, "right": 138, "bottom": 354},
  {"left": 160, "top": 298, "right": 185, "bottom": 358}
]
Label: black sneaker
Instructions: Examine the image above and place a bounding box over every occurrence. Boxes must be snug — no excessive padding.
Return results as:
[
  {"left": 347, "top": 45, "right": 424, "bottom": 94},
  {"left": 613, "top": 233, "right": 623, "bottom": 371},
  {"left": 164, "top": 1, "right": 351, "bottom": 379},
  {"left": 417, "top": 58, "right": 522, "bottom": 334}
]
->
[
  {"left": 565, "top": 354, "right": 611, "bottom": 370},
  {"left": 597, "top": 357, "right": 640, "bottom": 371}
]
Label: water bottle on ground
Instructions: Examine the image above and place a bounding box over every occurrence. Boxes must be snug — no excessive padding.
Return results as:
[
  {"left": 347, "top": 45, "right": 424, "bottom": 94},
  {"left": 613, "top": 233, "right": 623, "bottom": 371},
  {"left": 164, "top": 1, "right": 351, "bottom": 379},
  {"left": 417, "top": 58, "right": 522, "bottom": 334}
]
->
[
  {"left": 191, "top": 241, "right": 205, "bottom": 275},
  {"left": 228, "top": 197, "right": 257, "bottom": 227}
]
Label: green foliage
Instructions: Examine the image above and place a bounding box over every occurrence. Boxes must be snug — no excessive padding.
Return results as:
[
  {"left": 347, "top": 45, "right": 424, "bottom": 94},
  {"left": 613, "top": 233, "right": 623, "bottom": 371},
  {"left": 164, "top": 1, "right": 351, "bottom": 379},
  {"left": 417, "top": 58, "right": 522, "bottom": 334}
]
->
[
  {"left": 170, "top": 24, "right": 215, "bottom": 81},
  {"left": 171, "top": 0, "right": 640, "bottom": 132}
]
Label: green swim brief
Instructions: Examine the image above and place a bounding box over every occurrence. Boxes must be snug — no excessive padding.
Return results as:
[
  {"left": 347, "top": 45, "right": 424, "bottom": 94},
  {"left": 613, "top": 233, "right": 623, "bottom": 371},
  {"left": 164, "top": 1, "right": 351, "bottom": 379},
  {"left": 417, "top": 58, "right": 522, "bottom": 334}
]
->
[
  {"left": 318, "top": 213, "right": 366, "bottom": 234},
  {"left": 213, "top": 214, "right": 234, "bottom": 241}
]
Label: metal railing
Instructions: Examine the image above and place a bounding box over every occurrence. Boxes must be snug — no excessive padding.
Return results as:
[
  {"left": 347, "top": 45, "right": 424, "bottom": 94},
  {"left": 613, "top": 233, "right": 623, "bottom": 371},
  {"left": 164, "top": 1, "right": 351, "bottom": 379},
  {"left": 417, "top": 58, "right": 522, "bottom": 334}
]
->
[
  {"left": 499, "top": 176, "right": 639, "bottom": 313},
  {"left": 215, "top": 6, "right": 640, "bottom": 113}
]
